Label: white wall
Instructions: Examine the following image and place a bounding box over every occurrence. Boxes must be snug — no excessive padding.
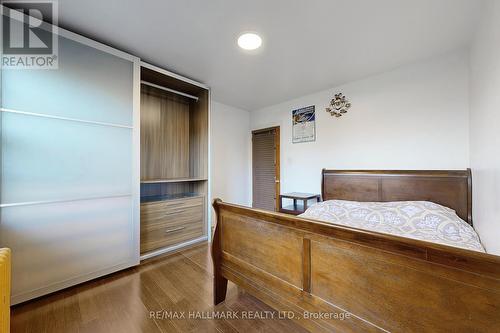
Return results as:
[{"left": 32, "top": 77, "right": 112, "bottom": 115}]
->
[
  {"left": 251, "top": 51, "right": 471, "bottom": 195},
  {"left": 210, "top": 101, "right": 251, "bottom": 208},
  {"left": 469, "top": 0, "right": 500, "bottom": 255}
]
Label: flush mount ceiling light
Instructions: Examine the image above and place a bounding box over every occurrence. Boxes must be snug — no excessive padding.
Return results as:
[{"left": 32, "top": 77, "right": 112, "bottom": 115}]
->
[{"left": 237, "top": 33, "right": 262, "bottom": 50}]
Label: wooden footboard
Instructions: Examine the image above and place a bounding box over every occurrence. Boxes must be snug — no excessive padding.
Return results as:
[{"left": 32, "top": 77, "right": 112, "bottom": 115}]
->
[{"left": 212, "top": 199, "right": 500, "bottom": 332}]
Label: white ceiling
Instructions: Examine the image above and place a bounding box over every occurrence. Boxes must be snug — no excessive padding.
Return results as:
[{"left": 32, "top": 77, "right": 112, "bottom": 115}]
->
[{"left": 56, "top": 0, "right": 483, "bottom": 110}]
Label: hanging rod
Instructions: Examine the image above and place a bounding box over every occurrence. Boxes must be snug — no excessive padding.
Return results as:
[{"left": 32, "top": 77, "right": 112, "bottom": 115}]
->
[{"left": 141, "top": 80, "right": 199, "bottom": 101}]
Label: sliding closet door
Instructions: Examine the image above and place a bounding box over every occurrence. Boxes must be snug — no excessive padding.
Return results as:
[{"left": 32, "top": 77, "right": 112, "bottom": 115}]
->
[{"left": 0, "top": 23, "right": 139, "bottom": 303}]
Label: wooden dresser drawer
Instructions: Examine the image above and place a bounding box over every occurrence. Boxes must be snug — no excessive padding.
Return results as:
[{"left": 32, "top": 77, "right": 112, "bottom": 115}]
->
[{"left": 140, "top": 196, "right": 205, "bottom": 254}]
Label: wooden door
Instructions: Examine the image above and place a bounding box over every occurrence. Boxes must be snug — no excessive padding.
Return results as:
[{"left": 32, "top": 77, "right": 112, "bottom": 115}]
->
[{"left": 252, "top": 127, "right": 280, "bottom": 211}]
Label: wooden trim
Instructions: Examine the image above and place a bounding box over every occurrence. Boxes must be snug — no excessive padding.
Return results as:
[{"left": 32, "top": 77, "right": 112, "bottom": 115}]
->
[
  {"left": 321, "top": 169, "right": 472, "bottom": 178},
  {"left": 274, "top": 127, "right": 281, "bottom": 212},
  {"left": 321, "top": 168, "right": 326, "bottom": 202},
  {"left": 302, "top": 238, "right": 311, "bottom": 293},
  {"left": 252, "top": 126, "right": 280, "bottom": 134},
  {"left": 212, "top": 199, "right": 500, "bottom": 332},
  {"left": 467, "top": 168, "right": 473, "bottom": 224}
]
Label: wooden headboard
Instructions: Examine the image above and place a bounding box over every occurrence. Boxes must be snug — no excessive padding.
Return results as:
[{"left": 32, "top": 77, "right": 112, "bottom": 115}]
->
[{"left": 321, "top": 169, "right": 472, "bottom": 225}]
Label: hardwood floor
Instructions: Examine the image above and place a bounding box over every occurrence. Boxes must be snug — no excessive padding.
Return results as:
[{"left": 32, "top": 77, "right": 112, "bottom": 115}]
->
[{"left": 11, "top": 243, "right": 308, "bottom": 333}]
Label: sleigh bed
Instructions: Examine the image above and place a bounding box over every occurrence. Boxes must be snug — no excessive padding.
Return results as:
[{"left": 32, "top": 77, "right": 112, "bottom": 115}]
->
[{"left": 211, "top": 169, "right": 500, "bottom": 332}]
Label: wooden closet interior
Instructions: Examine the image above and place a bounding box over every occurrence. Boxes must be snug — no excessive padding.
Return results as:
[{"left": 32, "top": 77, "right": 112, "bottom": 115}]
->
[{"left": 140, "top": 65, "right": 209, "bottom": 256}]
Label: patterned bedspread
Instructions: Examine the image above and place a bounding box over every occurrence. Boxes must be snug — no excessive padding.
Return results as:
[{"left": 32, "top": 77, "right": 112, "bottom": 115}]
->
[{"left": 300, "top": 200, "right": 485, "bottom": 252}]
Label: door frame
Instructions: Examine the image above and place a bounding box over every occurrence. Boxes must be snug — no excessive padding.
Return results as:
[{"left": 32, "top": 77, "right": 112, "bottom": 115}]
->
[{"left": 251, "top": 126, "right": 280, "bottom": 211}]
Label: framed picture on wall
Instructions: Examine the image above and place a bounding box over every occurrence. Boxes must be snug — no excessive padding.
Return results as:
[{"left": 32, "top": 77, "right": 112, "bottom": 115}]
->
[{"left": 292, "top": 105, "right": 316, "bottom": 143}]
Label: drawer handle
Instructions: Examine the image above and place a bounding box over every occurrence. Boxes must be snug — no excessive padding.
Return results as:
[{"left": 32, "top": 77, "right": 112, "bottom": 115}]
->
[
  {"left": 165, "top": 226, "right": 186, "bottom": 234},
  {"left": 160, "top": 209, "right": 188, "bottom": 217}
]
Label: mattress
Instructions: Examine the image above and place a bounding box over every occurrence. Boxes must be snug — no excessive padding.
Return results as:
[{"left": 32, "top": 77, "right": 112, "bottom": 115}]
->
[{"left": 300, "top": 200, "right": 485, "bottom": 252}]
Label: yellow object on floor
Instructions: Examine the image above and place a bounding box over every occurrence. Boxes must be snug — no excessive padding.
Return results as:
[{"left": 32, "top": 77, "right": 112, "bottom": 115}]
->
[{"left": 0, "top": 248, "right": 11, "bottom": 333}]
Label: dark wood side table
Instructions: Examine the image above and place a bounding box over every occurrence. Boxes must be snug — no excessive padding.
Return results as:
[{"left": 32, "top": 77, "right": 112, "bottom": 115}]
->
[{"left": 279, "top": 192, "right": 321, "bottom": 215}]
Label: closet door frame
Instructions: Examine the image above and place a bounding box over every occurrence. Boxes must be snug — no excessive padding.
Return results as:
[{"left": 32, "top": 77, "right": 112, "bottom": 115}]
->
[
  {"left": 139, "top": 61, "right": 212, "bottom": 243},
  {"left": 1, "top": 6, "right": 141, "bottom": 304}
]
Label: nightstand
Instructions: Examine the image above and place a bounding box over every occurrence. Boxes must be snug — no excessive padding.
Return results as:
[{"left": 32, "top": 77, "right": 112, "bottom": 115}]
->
[{"left": 279, "top": 192, "right": 321, "bottom": 215}]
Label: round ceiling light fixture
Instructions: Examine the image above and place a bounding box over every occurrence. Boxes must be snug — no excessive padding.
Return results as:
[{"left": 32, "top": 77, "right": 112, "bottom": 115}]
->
[{"left": 237, "top": 33, "right": 262, "bottom": 50}]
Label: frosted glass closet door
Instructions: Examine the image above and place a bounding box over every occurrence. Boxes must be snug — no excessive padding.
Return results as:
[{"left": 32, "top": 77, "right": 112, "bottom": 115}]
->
[{"left": 1, "top": 30, "right": 138, "bottom": 303}]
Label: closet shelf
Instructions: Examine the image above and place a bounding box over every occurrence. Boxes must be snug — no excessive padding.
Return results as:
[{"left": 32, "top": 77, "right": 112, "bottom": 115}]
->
[
  {"left": 140, "top": 178, "right": 208, "bottom": 184},
  {"left": 140, "top": 192, "right": 203, "bottom": 203}
]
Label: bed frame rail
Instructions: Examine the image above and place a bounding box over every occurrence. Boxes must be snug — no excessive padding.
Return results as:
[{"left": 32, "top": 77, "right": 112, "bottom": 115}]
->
[{"left": 212, "top": 199, "right": 500, "bottom": 332}]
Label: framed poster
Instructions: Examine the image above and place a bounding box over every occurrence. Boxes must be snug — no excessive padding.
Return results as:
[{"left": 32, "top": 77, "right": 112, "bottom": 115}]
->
[{"left": 292, "top": 105, "right": 316, "bottom": 143}]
